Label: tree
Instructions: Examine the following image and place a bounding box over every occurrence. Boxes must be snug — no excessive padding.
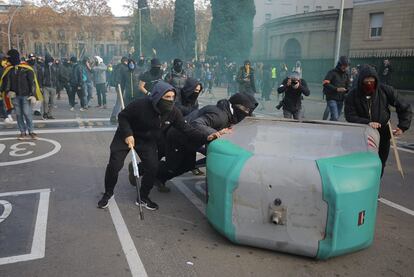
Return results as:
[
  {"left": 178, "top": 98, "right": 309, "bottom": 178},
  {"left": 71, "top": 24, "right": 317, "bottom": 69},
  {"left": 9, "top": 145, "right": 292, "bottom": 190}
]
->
[
  {"left": 207, "top": 0, "right": 255, "bottom": 61},
  {"left": 172, "top": 0, "right": 196, "bottom": 60}
]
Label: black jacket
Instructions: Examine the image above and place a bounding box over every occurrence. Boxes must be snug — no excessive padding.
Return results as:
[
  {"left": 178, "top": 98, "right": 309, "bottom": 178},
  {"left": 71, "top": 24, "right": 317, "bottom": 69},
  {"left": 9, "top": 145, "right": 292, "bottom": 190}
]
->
[
  {"left": 323, "top": 66, "right": 350, "bottom": 101},
  {"left": 117, "top": 81, "right": 207, "bottom": 145},
  {"left": 175, "top": 78, "right": 201, "bottom": 116},
  {"left": 345, "top": 66, "right": 412, "bottom": 135},
  {"left": 277, "top": 77, "right": 310, "bottom": 112},
  {"left": 58, "top": 63, "right": 72, "bottom": 83},
  {"left": 237, "top": 66, "right": 256, "bottom": 93},
  {"left": 1, "top": 65, "right": 35, "bottom": 97},
  {"left": 42, "top": 55, "right": 57, "bottom": 88},
  {"left": 70, "top": 63, "right": 83, "bottom": 88}
]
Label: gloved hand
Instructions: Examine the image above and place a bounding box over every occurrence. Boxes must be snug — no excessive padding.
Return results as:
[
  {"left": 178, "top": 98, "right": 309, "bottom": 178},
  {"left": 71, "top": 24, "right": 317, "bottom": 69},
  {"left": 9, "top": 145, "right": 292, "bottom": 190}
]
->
[
  {"left": 7, "top": 91, "right": 16, "bottom": 98},
  {"left": 27, "top": 96, "right": 37, "bottom": 105}
]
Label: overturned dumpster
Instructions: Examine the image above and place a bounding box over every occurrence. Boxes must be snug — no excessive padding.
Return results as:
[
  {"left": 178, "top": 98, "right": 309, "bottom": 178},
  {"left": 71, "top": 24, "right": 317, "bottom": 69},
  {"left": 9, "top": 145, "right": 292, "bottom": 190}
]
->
[{"left": 206, "top": 118, "right": 382, "bottom": 260}]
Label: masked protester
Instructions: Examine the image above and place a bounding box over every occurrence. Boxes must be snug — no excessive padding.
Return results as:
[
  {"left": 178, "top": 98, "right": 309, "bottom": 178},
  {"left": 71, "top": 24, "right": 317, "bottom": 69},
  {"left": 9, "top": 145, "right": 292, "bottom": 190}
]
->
[
  {"left": 277, "top": 71, "right": 310, "bottom": 119},
  {"left": 155, "top": 92, "right": 258, "bottom": 192},
  {"left": 345, "top": 65, "right": 412, "bottom": 177},
  {"left": 165, "top": 58, "right": 187, "bottom": 90},
  {"left": 0, "top": 49, "right": 43, "bottom": 140},
  {"left": 41, "top": 54, "right": 58, "bottom": 119},
  {"left": 109, "top": 57, "right": 129, "bottom": 123},
  {"left": 175, "top": 77, "right": 202, "bottom": 116},
  {"left": 27, "top": 53, "right": 44, "bottom": 116},
  {"left": 237, "top": 60, "right": 256, "bottom": 95},
  {"left": 138, "top": 58, "right": 163, "bottom": 96},
  {"left": 98, "top": 81, "right": 219, "bottom": 210},
  {"left": 323, "top": 56, "right": 351, "bottom": 121},
  {"left": 69, "top": 56, "right": 86, "bottom": 111}
]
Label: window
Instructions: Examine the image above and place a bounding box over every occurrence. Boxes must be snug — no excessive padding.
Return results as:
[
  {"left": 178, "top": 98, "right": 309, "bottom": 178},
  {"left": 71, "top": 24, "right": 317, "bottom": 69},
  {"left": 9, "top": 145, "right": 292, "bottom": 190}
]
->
[
  {"left": 265, "top": 13, "right": 271, "bottom": 22},
  {"left": 316, "top": 5, "right": 322, "bottom": 11},
  {"left": 370, "top": 13, "right": 384, "bottom": 38},
  {"left": 304, "top": 5, "right": 309, "bottom": 13}
]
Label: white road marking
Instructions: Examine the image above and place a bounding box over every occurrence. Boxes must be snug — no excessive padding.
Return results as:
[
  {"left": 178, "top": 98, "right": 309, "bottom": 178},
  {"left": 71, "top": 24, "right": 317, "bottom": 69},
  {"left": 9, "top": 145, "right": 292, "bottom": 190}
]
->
[
  {"left": 0, "top": 138, "right": 61, "bottom": 167},
  {"left": 378, "top": 198, "right": 414, "bottom": 216},
  {"left": 0, "top": 200, "right": 12, "bottom": 223},
  {"left": 173, "top": 179, "right": 206, "bottom": 216},
  {"left": 108, "top": 197, "right": 148, "bottom": 277},
  {"left": 0, "top": 117, "right": 110, "bottom": 125},
  {"left": 0, "top": 189, "right": 50, "bottom": 265},
  {"left": 0, "top": 127, "right": 117, "bottom": 136}
]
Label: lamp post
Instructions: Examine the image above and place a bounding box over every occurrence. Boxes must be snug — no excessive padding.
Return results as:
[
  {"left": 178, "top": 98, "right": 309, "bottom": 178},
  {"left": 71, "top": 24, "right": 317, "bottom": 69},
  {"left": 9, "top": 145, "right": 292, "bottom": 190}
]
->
[
  {"left": 334, "top": 0, "right": 345, "bottom": 66},
  {"left": 8, "top": 5, "right": 23, "bottom": 50},
  {"left": 139, "top": 6, "right": 149, "bottom": 57}
]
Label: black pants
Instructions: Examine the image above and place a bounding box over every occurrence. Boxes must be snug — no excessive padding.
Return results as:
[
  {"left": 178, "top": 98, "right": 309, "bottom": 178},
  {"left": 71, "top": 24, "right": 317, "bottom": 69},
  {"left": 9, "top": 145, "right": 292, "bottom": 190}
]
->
[
  {"left": 157, "top": 128, "right": 197, "bottom": 184},
  {"left": 69, "top": 86, "right": 85, "bottom": 108},
  {"left": 378, "top": 127, "right": 391, "bottom": 177},
  {"left": 104, "top": 134, "right": 159, "bottom": 198}
]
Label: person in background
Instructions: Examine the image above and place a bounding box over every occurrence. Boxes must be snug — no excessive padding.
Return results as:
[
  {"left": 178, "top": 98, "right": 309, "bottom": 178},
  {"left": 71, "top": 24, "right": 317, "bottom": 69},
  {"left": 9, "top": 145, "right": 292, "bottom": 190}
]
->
[
  {"left": 138, "top": 58, "right": 163, "bottom": 96},
  {"left": 237, "top": 60, "right": 256, "bottom": 95},
  {"left": 93, "top": 56, "right": 107, "bottom": 109},
  {"left": 380, "top": 59, "right": 392, "bottom": 86},
  {"left": 41, "top": 54, "right": 57, "bottom": 119},
  {"left": 27, "top": 53, "right": 43, "bottom": 116},
  {"left": 57, "top": 58, "right": 72, "bottom": 106},
  {"left": 69, "top": 56, "right": 86, "bottom": 111},
  {"left": 322, "top": 56, "right": 350, "bottom": 121}
]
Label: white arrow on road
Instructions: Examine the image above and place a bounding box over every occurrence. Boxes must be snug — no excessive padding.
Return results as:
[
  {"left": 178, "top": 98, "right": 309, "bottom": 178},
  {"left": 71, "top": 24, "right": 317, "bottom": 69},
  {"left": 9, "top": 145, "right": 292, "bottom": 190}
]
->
[{"left": 0, "top": 200, "right": 12, "bottom": 223}]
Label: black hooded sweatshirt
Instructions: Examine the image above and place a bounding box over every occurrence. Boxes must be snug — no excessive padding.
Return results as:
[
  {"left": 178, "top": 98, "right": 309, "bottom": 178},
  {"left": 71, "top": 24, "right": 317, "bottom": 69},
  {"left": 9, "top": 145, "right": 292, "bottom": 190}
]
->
[
  {"left": 345, "top": 65, "right": 412, "bottom": 136},
  {"left": 323, "top": 64, "right": 350, "bottom": 101},
  {"left": 117, "top": 81, "right": 207, "bottom": 144},
  {"left": 175, "top": 78, "right": 201, "bottom": 116}
]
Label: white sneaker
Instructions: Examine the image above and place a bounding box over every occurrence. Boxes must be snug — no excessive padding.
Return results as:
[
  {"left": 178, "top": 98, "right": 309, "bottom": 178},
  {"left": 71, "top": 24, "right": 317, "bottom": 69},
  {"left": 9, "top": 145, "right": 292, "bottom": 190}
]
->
[
  {"left": 70, "top": 107, "right": 75, "bottom": 112},
  {"left": 80, "top": 108, "right": 85, "bottom": 112}
]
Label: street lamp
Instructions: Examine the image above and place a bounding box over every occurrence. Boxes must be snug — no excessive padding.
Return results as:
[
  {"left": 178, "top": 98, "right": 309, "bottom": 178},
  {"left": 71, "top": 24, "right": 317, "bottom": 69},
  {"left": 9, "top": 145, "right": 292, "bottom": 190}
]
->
[
  {"left": 139, "top": 6, "right": 148, "bottom": 57},
  {"left": 334, "top": 0, "right": 345, "bottom": 66},
  {"left": 8, "top": 5, "right": 23, "bottom": 50}
]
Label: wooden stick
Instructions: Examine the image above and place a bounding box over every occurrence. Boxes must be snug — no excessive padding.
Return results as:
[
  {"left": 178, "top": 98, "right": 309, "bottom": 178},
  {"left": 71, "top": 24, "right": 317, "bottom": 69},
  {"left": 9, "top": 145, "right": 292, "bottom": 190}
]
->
[{"left": 388, "top": 122, "right": 404, "bottom": 179}]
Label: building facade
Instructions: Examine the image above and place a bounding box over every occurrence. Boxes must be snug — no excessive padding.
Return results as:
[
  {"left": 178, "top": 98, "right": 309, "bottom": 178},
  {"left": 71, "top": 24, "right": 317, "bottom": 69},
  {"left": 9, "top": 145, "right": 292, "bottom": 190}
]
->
[{"left": 0, "top": 2, "right": 133, "bottom": 62}]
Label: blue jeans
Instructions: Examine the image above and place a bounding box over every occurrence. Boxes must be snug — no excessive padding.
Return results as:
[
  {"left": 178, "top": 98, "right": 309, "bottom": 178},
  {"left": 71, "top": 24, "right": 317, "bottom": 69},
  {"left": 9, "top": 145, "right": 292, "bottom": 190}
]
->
[
  {"left": 12, "top": 96, "right": 34, "bottom": 133},
  {"left": 327, "top": 100, "right": 344, "bottom": 121},
  {"left": 83, "top": 82, "right": 94, "bottom": 107}
]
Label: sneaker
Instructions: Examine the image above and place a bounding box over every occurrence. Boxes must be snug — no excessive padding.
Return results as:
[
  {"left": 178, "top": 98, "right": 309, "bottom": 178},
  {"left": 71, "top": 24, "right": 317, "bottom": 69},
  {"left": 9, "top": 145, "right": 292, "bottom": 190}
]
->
[
  {"left": 80, "top": 108, "right": 86, "bottom": 112},
  {"left": 47, "top": 115, "right": 55, "bottom": 119},
  {"left": 29, "top": 132, "right": 38, "bottom": 140},
  {"left": 42, "top": 113, "right": 48, "bottom": 120},
  {"left": 34, "top": 111, "right": 42, "bottom": 116},
  {"left": 97, "top": 193, "right": 113, "bottom": 209},
  {"left": 17, "top": 132, "right": 27, "bottom": 140},
  {"left": 96, "top": 105, "right": 102, "bottom": 108},
  {"left": 136, "top": 197, "right": 158, "bottom": 211},
  {"left": 70, "top": 107, "right": 75, "bottom": 112},
  {"left": 191, "top": 168, "right": 205, "bottom": 176}
]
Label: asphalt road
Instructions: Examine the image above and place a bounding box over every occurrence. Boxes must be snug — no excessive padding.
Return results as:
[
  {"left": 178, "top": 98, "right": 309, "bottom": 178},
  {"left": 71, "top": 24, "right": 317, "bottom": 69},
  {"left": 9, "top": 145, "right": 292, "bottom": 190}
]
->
[{"left": 0, "top": 87, "right": 413, "bottom": 277}]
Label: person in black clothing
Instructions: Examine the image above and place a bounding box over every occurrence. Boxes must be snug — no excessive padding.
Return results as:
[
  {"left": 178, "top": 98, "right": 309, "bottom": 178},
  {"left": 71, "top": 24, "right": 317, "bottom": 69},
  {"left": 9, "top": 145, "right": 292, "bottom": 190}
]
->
[
  {"left": 41, "top": 54, "right": 57, "bottom": 119},
  {"left": 261, "top": 64, "right": 273, "bottom": 102},
  {"left": 98, "top": 81, "right": 219, "bottom": 210},
  {"left": 380, "top": 59, "right": 392, "bottom": 86},
  {"left": 27, "top": 53, "right": 44, "bottom": 116},
  {"left": 110, "top": 57, "right": 129, "bottom": 123},
  {"left": 139, "top": 58, "right": 163, "bottom": 96},
  {"left": 323, "top": 56, "right": 350, "bottom": 121},
  {"left": 164, "top": 58, "right": 187, "bottom": 90},
  {"left": 156, "top": 92, "right": 258, "bottom": 190},
  {"left": 175, "top": 77, "right": 202, "bottom": 116},
  {"left": 57, "top": 58, "right": 72, "bottom": 105},
  {"left": 277, "top": 71, "right": 310, "bottom": 119},
  {"left": 237, "top": 60, "right": 256, "bottom": 95},
  {"left": 345, "top": 65, "right": 412, "bottom": 177},
  {"left": 69, "top": 56, "right": 86, "bottom": 111}
]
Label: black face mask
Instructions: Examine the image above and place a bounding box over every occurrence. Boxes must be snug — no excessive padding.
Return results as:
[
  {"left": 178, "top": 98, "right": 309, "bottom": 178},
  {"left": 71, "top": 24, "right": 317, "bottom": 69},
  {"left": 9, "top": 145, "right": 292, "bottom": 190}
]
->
[
  {"left": 188, "top": 92, "right": 199, "bottom": 102},
  {"left": 150, "top": 67, "right": 161, "bottom": 76},
  {"left": 157, "top": 98, "right": 174, "bottom": 114},
  {"left": 28, "top": 59, "right": 36, "bottom": 66},
  {"left": 232, "top": 107, "right": 248, "bottom": 124},
  {"left": 173, "top": 64, "right": 183, "bottom": 73}
]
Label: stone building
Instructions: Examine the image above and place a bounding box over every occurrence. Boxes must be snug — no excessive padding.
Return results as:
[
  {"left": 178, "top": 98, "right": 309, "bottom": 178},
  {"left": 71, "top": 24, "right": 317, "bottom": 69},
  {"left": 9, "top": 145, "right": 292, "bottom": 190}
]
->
[{"left": 0, "top": 2, "right": 133, "bottom": 62}]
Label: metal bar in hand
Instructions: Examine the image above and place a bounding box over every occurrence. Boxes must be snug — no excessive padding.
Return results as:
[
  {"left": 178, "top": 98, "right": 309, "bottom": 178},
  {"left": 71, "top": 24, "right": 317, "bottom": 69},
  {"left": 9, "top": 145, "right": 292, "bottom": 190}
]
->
[
  {"left": 118, "top": 84, "right": 125, "bottom": 110},
  {"left": 131, "top": 148, "right": 144, "bottom": 220},
  {"left": 389, "top": 122, "right": 404, "bottom": 179}
]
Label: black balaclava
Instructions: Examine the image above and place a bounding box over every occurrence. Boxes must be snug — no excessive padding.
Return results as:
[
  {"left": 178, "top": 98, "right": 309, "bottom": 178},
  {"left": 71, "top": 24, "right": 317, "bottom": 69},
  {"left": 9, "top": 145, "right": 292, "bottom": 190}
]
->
[
  {"left": 157, "top": 98, "right": 174, "bottom": 114},
  {"left": 27, "top": 53, "right": 36, "bottom": 66},
  {"left": 173, "top": 58, "right": 183, "bottom": 72},
  {"left": 7, "top": 49, "right": 20, "bottom": 66},
  {"left": 150, "top": 58, "right": 162, "bottom": 76}
]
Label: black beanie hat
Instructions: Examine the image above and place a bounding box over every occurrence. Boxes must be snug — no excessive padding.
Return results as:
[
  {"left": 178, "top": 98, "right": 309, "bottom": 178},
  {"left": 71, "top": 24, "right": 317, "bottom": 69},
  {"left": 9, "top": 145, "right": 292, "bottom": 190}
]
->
[
  {"left": 229, "top": 93, "right": 258, "bottom": 114},
  {"left": 70, "top": 56, "right": 77, "bottom": 63},
  {"left": 7, "top": 49, "right": 20, "bottom": 66},
  {"left": 151, "top": 58, "right": 161, "bottom": 67}
]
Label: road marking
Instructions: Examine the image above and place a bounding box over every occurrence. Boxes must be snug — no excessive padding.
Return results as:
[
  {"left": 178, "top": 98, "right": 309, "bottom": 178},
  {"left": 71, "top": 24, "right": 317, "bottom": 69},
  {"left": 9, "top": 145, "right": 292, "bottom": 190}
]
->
[
  {"left": 0, "top": 200, "right": 12, "bottom": 223},
  {"left": 173, "top": 179, "right": 206, "bottom": 216},
  {"left": 108, "top": 197, "right": 148, "bottom": 277},
  {"left": 0, "top": 127, "right": 117, "bottom": 136},
  {"left": 0, "top": 189, "right": 50, "bottom": 265},
  {"left": 0, "top": 117, "right": 110, "bottom": 125},
  {"left": 0, "top": 138, "right": 61, "bottom": 167},
  {"left": 378, "top": 198, "right": 414, "bottom": 216},
  {"left": 392, "top": 146, "right": 414, "bottom": 155}
]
